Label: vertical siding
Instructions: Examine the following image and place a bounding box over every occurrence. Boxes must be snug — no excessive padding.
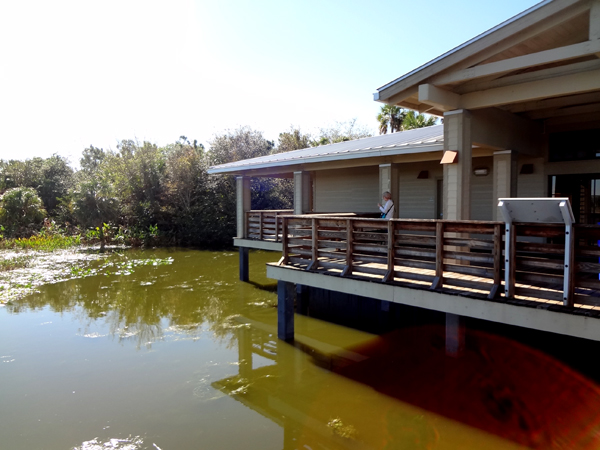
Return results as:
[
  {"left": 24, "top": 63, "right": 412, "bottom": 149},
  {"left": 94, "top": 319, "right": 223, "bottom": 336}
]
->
[
  {"left": 398, "top": 161, "right": 443, "bottom": 219},
  {"left": 471, "top": 157, "right": 493, "bottom": 221},
  {"left": 314, "top": 166, "right": 379, "bottom": 213}
]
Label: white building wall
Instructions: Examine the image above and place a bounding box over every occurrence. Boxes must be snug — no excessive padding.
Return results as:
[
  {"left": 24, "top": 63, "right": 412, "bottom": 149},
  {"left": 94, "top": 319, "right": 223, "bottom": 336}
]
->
[
  {"left": 314, "top": 166, "right": 379, "bottom": 213},
  {"left": 398, "top": 161, "right": 443, "bottom": 219},
  {"left": 518, "top": 157, "right": 545, "bottom": 198},
  {"left": 471, "top": 156, "right": 494, "bottom": 221}
]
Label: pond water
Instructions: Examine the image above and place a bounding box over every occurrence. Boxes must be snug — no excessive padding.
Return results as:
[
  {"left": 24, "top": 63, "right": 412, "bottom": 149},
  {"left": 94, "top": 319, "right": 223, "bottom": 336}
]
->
[{"left": 2, "top": 248, "right": 600, "bottom": 450}]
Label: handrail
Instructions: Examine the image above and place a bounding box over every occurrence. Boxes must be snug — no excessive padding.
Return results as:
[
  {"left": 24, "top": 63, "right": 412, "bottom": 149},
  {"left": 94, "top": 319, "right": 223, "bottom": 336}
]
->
[
  {"left": 278, "top": 215, "right": 600, "bottom": 308},
  {"left": 245, "top": 210, "right": 293, "bottom": 242}
]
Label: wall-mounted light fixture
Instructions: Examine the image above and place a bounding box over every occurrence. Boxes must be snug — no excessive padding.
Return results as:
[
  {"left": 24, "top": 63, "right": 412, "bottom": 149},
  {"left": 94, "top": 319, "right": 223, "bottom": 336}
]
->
[
  {"left": 520, "top": 164, "right": 534, "bottom": 174},
  {"left": 440, "top": 150, "right": 458, "bottom": 164},
  {"left": 417, "top": 170, "right": 429, "bottom": 179},
  {"left": 473, "top": 167, "right": 489, "bottom": 176}
]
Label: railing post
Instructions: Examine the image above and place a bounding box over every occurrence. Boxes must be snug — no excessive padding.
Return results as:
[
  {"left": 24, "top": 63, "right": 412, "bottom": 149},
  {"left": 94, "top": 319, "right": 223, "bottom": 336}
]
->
[
  {"left": 258, "top": 211, "right": 263, "bottom": 241},
  {"left": 564, "top": 224, "right": 575, "bottom": 306},
  {"left": 383, "top": 220, "right": 395, "bottom": 282},
  {"left": 431, "top": 221, "right": 444, "bottom": 290},
  {"left": 279, "top": 217, "right": 289, "bottom": 266},
  {"left": 505, "top": 223, "right": 517, "bottom": 298},
  {"left": 488, "top": 223, "right": 502, "bottom": 299},
  {"left": 245, "top": 211, "right": 249, "bottom": 239},
  {"left": 307, "top": 218, "right": 318, "bottom": 271},
  {"left": 274, "top": 212, "right": 279, "bottom": 242},
  {"left": 341, "top": 219, "right": 353, "bottom": 277}
]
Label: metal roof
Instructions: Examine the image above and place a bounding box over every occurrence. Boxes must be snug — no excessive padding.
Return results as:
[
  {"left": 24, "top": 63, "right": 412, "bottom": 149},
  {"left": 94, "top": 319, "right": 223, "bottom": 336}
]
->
[
  {"left": 208, "top": 124, "right": 444, "bottom": 174},
  {"left": 375, "top": 0, "right": 551, "bottom": 96}
]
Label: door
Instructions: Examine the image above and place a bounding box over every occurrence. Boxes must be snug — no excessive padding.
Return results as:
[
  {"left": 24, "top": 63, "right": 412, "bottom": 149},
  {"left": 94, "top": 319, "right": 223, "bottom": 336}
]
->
[{"left": 550, "top": 174, "right": 600, "bottom": 224}]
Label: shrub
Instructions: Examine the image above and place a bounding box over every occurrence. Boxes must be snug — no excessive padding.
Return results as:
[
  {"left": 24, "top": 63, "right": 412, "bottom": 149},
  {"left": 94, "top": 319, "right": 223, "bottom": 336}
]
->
[{"left": 0, "top": 187, "right": 47, "bottom": 237}]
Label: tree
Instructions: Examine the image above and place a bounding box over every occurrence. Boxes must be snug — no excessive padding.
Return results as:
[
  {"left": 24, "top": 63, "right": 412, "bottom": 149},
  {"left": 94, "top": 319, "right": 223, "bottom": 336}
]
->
[
  {"left": 312, "top": 119, "right": 372, "bottom": 146},
  {"left": 377, "top": 105, "right": 406, "bottom": 135},
  {"left": 0, "top": 158, "right": 44, "bottom": 191},
  {"left": 160, "top": 140, "right": 210, "bottom": 245},
  {"left": 276, "top": 127, "right": 312, "bottom": 154},
  {"left": 0, "top": 187, "right": 47, "bottom": 237},
  {"left": 402, "top": 110, "right": 438, "bottom": 130},
  {"left": 73, "top": 146, "right": 120, "bottom": 249},
  {"left": 208, "top": 127, "right": 274, "bottom": 166},
  {"left": 107, "top": 140, "right": 166, "bottom": 230},
  {"left": 38, "top": 155, "right": 74, "bottom": 215}
]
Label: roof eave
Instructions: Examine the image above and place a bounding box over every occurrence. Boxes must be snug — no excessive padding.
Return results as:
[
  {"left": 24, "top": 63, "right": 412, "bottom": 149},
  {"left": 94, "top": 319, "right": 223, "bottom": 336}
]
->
[
  {"left": 207, "top": 143, "right": 445, "bottom": 175},
  {"left": 375, "top": 0, "right": 576, "bottom": 103}
]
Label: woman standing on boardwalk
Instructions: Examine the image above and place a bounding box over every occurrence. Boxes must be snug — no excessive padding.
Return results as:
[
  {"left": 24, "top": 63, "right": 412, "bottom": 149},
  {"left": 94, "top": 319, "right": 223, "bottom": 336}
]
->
[{"left": 378, "top": 191, "right": 395, "bottom": 219}]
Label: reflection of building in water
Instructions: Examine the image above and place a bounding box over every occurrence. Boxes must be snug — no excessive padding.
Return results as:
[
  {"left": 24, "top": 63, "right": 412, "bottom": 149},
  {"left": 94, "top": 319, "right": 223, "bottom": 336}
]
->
[{"left": 214, "top": 316, "right": 600, "bottom": 450}]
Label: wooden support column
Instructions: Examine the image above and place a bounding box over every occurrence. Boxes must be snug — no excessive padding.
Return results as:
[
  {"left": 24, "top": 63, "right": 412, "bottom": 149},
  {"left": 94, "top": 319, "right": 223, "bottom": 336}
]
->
[
  {"left": 379, "top": 163, "right": 399, "bottom": 218},
  {"left": 442, "top": 110, "right": 472, "bottom": 221},
  {"left": 445, "top": 313, "right": 465, "bottom": 357},
  {"left": 277, "top": 280, "right": 295, "bottom": 341},
  {"left": 492, "top": 150, "right": 518, "bottom": 221},
  {"left": 236, "top": 176, "right": 251, "bottom": 238},
  {"left": 239, "top": 246, "right": 249, "bottom": 282},
  {"left": 294, "top": 171, "right": 312, "bottom": 215}
]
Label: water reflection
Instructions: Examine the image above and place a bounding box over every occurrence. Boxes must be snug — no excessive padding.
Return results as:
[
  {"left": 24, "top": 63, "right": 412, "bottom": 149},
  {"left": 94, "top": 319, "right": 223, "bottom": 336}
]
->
[
  {"left": 6, "top": 249, "right": 274, "bottom": 349},
  {"left": 2, "top": 248, "right": 600, "bottom": 449},
  {"left": 217, "top": 318, "right": 600, "bottom": 449}
]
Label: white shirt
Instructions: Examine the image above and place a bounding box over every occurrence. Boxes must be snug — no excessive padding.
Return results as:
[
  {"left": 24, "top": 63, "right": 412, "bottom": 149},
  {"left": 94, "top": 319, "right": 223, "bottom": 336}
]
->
[{"left": 379, "top": 199, "right": 395, "bottom": 219}]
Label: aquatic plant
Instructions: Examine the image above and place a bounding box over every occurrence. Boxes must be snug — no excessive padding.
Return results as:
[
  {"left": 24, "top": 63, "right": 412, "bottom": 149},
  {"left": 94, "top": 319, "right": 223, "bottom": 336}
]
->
[
  {"left": 0, "top": 254, "right": 33, "bottom": 272},
  {"left": 0, "top": 234, "right": 81, "bottom": 251},
  {"left": 70, "top": 257, "right": 174, "bottom": 278}
]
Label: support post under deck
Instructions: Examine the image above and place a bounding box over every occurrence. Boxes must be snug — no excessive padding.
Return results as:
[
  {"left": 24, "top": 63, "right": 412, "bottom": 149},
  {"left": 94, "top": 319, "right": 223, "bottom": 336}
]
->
[
  {"left": 239, "top": 247, "right": 249, "bottom": 282},
  {"left": 278, "top": 281, "right": 295, "bottom": 341}
]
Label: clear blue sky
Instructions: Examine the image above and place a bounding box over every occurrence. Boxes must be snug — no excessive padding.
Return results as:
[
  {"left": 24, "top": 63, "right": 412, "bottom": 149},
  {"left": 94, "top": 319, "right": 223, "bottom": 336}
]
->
[{"left": 0, "top": 0, "right": 542, "bottom": 163}]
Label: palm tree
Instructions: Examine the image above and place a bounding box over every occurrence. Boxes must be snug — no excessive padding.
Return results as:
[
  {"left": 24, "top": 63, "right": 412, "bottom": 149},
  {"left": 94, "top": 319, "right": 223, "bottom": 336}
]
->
[
  {"left": 402, "top": 110, "right": 438, "bottom": 130},
  {"left": 377, "top": 105, "right": 406, "bottom": 134}
]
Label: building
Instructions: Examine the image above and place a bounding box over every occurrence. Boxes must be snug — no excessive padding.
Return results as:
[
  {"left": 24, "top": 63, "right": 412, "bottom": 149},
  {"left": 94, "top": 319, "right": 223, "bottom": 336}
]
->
[{"left": 208, "top": 0, "right": 600, "bottom": 344}]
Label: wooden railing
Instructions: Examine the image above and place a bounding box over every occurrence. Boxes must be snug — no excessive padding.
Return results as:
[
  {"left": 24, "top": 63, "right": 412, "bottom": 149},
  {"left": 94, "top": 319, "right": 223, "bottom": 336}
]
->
[
  {"left": 508, "top": 223, "right": 600, "bottom": 306},
  {"left": 279, "top": 216, "right": 600, "bottom": 307},
  {"left": 245, "top": 210, "right": 293, "bottom": 242}
]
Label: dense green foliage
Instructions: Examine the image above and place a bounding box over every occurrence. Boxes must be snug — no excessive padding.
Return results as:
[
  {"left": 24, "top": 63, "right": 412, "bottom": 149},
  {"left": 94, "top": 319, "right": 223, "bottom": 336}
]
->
[
  {"left": 0, "top": 123, "right": 373, "bottom": 249},
  {"left": 0, "top": 187, "right": 48, "bottom": 237},
  {"left": 377, "top": 105, "right": 438, "bottom": 134}
]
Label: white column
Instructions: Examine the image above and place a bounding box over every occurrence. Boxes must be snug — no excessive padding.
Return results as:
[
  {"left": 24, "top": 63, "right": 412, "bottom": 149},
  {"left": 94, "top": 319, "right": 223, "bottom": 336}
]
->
[
  {"left": 236, "top": 176, "right": 251, "bottom": 238},
  {"left": 294, "top": 171, "right": 311, "bottom": 215},
  {"left": 492, "top": 150, "right": 518, "bottom": 221},
  {"left": 443, "top": 110, "right": 472, "bottom": 220},
  {"left": 379, "top": 163, "right": 399, "bottom": 218}
]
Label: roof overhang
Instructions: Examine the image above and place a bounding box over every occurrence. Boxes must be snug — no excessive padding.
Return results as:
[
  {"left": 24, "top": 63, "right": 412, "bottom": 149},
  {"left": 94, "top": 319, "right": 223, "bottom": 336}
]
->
[
  {"left": 208, "top": 125, "right": 445, "bottom": 175},
  {"left": 208, "top": 143, "right": 444, "bottom": 175},
  {"left": 375, "top": 0, "right": 600, "bottom": 128}
]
